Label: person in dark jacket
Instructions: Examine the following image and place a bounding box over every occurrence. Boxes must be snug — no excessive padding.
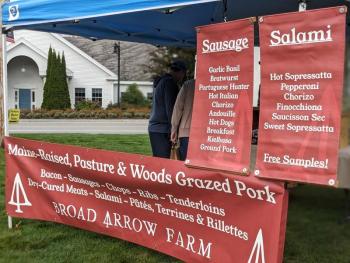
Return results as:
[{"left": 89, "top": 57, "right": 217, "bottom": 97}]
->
[{"left": 148, "top": 60, "right": 187, "bottom": 158}]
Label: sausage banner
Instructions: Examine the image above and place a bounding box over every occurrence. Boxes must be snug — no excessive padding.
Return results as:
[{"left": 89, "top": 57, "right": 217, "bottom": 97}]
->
[
  {"left": 187, "top": 18, "right": 254, "bottom": 174},
  {"left": 5, "top": 137, "right": 288, "bottom": 263},
  {"left": 255, "top": 7, "right": 346, "bottom": 186}
]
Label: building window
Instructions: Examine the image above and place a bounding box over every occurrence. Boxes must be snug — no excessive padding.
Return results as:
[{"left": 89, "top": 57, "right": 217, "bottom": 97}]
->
[
  {"left": 32, "top": 105, "right": 35, "bottom": 110},
  {"left": 75, "top": 88, "right": 85, "bottom": 105},
  {"left": 15, "top": 90, "right": 18, "bottom": 102},
  {"left": 32, "top": 91, "right": 35, "bottom": 102},
  {"left": 92, "top": 88, "right": 102, "bottom": 106},
  {"left": 147, "top": 92, "right": 153, "bottom": 100}
]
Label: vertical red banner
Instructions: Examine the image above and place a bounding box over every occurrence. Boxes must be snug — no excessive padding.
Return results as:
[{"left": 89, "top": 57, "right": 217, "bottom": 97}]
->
[
  {"left": 255, "top": 7, "right": 346, "bottom": 186},
  {"left": 187, "top": 19, "right": 254, "bottom": 174}
]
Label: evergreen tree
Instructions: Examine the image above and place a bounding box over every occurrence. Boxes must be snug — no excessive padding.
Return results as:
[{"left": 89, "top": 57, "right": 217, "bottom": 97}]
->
[
  {"left": 41, "top": 48, "right": 71, "bottom": 109},
  {"left": 41, "top": 46, "right": 53, "bottom": 109},
  {"left": 60, "top": 53, "right": 71, "bottom": 108}
]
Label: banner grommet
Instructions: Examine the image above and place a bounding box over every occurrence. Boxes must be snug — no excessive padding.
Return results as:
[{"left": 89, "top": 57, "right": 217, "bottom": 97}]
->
[{"left": 339, "top": 6, "right": 347, "bottom": 14}]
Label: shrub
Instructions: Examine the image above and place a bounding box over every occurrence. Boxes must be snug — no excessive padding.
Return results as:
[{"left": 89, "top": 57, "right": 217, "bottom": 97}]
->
[
  {"left": 26, "top": 112, "right": 35, "bottom": 119},
  {"left": 121, "top": 112, "right": 132, "bottom": 118},
  {"left": 134, "top": 112, "right": 145, "bottom": 118},
  {"left": 121, "top": 104, "right": 128, "bottom": 110},
  {"left": 19, "top": 106, "right": 149, "bottom": 119},
  {"left": 67, "top": 112, "right": 77, "bottom": 119},
  {"left": 62, "top": 112, "right": 69, "bottom": 118},
  {"left": 79, "top": 110, "right": 93, "bottom": 118},
  {"left": 20, "top": 110, "right": 31, "bottom": 118},
  {"left": 42, "top": 112, "right": 51, "bottom": 118},
  {"left": 47, "top": 110, "right": 58, "bottom": 118},
  {"left": 106, "top": 102, "right": 120, "bottom": 109},
  {"left": 77, "top": 112, "right": 86, "bottom": 118},
  {"left": 128, "top": 110, "right": 135, "bottom": 117},
  {"left": 107, "top": 112, "right": 119, "bottom": 118},
  {"left": 75, "top": 100, "right": 101, "bottom": 111},
  {"left": 33, "top": 112, "right": 43, "bottom": 118},
  {"left": 121, "top": 84, "right": 147, "bottom": 107},
  {"left": 53, "top": 112, "right": 63, "bottom": 118},
  {"left": 97, "top": 112, "right": 107, "bottom": 119}
]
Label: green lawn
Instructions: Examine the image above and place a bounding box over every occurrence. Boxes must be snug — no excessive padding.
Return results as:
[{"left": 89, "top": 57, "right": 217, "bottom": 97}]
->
[{"left": 1, "top": 134, "right": 350, "bottom": 262}]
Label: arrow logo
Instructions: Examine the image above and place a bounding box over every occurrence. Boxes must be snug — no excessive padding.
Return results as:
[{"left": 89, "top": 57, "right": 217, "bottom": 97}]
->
[
  {"left": 8, "top": 173, "right": 32, "bottom": 213},
  {"left": 248, "top": 229, "right": 265, "bottom": 263}
]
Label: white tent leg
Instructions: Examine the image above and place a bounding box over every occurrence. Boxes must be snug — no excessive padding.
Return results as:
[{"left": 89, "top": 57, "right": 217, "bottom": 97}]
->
[
  {"left": 194, "top": 54, "right": 197, "bottom": 80},
  {"left": 2, "top": 34, "right": 12, "bottom": 229}
]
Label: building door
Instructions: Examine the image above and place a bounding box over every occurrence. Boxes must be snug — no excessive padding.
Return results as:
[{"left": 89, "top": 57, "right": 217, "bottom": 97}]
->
[{"left": 19, "top": 89, "right": 31, "bottom": 110}]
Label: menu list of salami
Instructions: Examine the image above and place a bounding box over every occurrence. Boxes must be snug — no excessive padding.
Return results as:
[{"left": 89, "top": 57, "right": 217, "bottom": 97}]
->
[
  {"left": 187, "top": 19, "right": 254, "bottom": 174},
  {"left": 255, "top": 7, "right": 346, "bottom": 186}
]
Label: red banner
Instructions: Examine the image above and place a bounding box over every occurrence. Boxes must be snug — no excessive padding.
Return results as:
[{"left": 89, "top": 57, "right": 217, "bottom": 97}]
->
[
  {"left": 187, "top": 19, "right": 254, "bottom": 174},
  {"left": 5, "top": 137, "right": 288, "bottom": 263},
  {"left": 255, "top": 7, "right": 346, "bottom": 186}
]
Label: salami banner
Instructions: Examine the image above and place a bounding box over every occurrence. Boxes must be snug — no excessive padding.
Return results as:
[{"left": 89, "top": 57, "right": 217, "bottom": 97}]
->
[
  {"left": 186, "top": 19, "right": 254, "bottom": 174},
  {"left": 5, "top": 137, "right": 288, "bottom": 263},
  {"left": 255, "top": 7, "right": 346, "bottom": 186}
]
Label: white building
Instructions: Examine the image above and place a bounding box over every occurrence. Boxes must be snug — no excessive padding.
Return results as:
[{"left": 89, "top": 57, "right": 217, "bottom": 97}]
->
[{"left": 7, "top": 30, "right": 153, "bottom": 110}]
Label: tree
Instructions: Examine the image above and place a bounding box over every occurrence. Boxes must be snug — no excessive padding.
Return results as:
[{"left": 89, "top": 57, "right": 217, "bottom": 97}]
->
[
  {"left": 41, "top": 48, "right": 71, "bottom": 109},
  {"left": 145, "top": 47, "right": 196, "bottom": 80},
  {"left": 59, "top": 53, "right": 71, "bottom": 108},
  {"left": 41, "top": 47, "right": 53, "bottom": 109},
  {"left": 122, "top": 84, "right": 147, "bottom": 106}
]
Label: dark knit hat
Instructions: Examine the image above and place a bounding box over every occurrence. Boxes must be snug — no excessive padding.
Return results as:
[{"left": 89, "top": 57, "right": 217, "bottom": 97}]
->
[{"left": 170, "top": 60, "right": 187, "bottom": 72}]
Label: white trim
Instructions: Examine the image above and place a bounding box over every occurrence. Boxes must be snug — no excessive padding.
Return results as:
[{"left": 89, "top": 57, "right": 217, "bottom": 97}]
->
[
  {"left": 3, "top": 0, "right": 220, "bottom": 28},
  {"left": 106, "top": 77, "right": 118, "bottom": 81},
  {"left": 2, "top": 35, "right": 9, "bottom": 137},
  {"left": 120, "top": 80, "right": 153, "bottom": 85},
  {"left": 51, "top": 33, "right": 117, "bottom": 77},
  {"left": 7, "top": 37, "right": 74, "bottom": 77},
  {"left": 8, "top": 37, "right": 47, "bottom": 58}
]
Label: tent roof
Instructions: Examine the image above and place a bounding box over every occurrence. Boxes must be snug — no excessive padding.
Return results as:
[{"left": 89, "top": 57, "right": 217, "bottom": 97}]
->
[
  {"left": 2, "top": 0, "right": 223, "bottom": 47},
  {"left": 2, "top": 0, "right": 349, "bottom": 47}
]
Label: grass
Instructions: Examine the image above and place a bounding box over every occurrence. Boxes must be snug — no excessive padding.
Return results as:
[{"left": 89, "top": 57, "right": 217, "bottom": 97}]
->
[{"left": 1, "top": 134, "right": 350, "bottom": 262}]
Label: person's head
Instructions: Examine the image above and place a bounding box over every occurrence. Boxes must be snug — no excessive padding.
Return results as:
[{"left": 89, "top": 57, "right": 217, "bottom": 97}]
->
[{"left": 169, "top": 60, "right": 187, "bottom": 83}]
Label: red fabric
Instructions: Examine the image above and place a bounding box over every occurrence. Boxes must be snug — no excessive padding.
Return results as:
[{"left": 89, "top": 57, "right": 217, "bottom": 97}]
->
[
  {"left": 5, "top": 137, "right": 287, "bottom": 263},
  {"left": 256, "top": 6, "right": 346, "bottom": 186},
  {"left": 187, "top": 19, "right": 254, "bottom": 174}
]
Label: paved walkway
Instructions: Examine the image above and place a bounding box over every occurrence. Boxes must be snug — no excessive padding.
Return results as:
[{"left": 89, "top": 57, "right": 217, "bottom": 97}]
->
[{"left": 9, "top": 119, "right": 149, "bottom": 134}]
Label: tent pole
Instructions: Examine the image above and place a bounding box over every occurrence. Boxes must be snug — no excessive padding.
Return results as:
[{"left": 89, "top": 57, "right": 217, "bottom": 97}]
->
[
  {"left": 2, "top": 35, "right": 9, "bottom": 137},
  {"left": 194, "top": 54, "right": 197, "bottom": 80},
  {"left": 117, "top": 42, "right": 120, "bottom": 106},
  {"left": 2, "top": 33, "right": 12, "bottom": 229}
]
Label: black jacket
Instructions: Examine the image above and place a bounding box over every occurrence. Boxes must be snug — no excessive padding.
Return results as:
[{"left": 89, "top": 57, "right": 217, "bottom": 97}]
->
[{"left": 148, "top": 74, "right": 179, "bottom": 133}]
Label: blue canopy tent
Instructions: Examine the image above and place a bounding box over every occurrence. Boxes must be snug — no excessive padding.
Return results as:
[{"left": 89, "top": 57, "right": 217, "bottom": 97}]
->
[
  {"left": 2, "top": 0, "right": 223, "bottom": 47},
  {"left": 2, "top": 0, "right": 349, "bottom": 47}
]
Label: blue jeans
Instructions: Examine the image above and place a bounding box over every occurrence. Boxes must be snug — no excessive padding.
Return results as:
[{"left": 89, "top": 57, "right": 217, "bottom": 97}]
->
[
  {"left": 179, "top": 137, "right": 189, "bottom": 161},
  {"left": 149, "top": 132, "right": 171, "bottom": 158}
]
